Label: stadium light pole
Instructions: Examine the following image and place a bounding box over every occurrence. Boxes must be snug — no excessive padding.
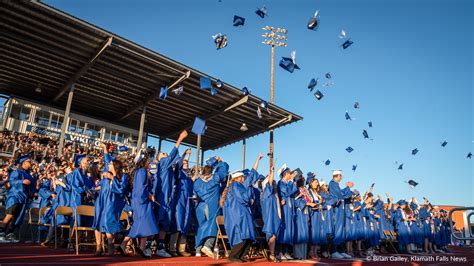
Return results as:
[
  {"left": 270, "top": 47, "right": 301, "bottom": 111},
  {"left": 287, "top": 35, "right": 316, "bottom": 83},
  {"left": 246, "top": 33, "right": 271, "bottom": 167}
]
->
[{"left": 262, "top": 26, "right": 287, "bottom": 176}]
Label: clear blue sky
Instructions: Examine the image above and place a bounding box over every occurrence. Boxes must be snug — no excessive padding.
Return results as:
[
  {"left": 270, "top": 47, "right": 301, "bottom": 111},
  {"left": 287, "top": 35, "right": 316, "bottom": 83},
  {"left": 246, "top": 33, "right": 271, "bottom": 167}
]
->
[{"left": 44, "top": 0, "right": 473, "bottom": 206}]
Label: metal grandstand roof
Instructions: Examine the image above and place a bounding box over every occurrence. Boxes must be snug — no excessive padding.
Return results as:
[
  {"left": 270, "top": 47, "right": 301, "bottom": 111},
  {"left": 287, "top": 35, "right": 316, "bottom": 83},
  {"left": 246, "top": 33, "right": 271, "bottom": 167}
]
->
[{"left": 0, "top": 0, "right": 302, "bottom": 150}]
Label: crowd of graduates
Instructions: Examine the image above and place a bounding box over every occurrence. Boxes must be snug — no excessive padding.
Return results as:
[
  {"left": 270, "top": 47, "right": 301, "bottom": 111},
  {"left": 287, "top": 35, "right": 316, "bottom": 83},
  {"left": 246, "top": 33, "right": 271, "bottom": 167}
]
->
[{"left": 0, "top": 130, "right": 454, "bottom": 262}]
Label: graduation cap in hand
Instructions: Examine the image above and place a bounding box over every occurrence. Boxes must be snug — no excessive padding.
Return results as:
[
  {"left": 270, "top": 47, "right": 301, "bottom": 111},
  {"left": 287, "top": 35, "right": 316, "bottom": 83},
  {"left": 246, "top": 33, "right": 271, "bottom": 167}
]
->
[
  {"left": 412, "top": 148, "right": 419, "bottom": 155},
  {"left": 255, "top": 5, "right": 267, "bottom": 18},
  {"left": 345, "top": 111, "right": 352, "bottom": 121},
  {"left": 346, "top": 146, "right": 354, "bottom": 153},
  {"left": 307, "top": 10, "right": 320, "bottom": 31},
  {"left": 279, "top": 51, "right": 300, "bottom": 73},
  {"left": 233, "top": 15, "right": 245, "bottom": 27},
  {"left": 314, "top": 90, "right": 324, "bottom": 100},
  {"left": 407, "top": 179, "right": 418, "bottom": 189},
  {"left": 308, "top": 78, "right": 318, "bottom": 91},
  {"left": 441, "top": 141, "right": 448, "bottom": 147},
  {"left": 352, "top": 164, "right": 357, "bottom": 171},
  {"left": 212, "top": 33, "right": 228, "bottom": 50}
]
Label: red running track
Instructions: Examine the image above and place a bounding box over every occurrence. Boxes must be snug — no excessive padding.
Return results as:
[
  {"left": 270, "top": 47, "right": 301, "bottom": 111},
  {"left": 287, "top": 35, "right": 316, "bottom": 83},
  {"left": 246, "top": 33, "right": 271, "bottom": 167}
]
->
[{"left": 0, "top": 243, "right": 473, "bottom": 266}]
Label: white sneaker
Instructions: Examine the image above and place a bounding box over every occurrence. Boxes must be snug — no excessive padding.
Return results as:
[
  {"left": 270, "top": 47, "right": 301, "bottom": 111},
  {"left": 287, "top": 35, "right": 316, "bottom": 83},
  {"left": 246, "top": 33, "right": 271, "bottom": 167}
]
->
[
  {"left": 284, "top": 253, "right": 294, "bottom": 260},
  {"left": 340, "top": 252, "right": 352, "bottom": 259},
  {"left": 201, "top": 246, "right": 214, "bottom": 258},
  {"left": 195, "top": 251, "right": 202, "bottom": 257},
  {"left": 155, "top": 248, "right": 172, "bottom": 257},
  {"left": 332, "top": 252, "right": 344, "bottom": 259},
  {"left": 145, "top": 248, "right": 152, "bottom": 257}
]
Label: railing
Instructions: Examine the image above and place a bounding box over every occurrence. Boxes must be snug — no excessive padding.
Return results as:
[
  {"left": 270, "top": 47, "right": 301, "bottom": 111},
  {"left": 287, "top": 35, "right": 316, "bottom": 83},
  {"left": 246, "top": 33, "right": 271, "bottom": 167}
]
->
[{"left": 449, "top": 207, "right": 474, "bottom": 240}]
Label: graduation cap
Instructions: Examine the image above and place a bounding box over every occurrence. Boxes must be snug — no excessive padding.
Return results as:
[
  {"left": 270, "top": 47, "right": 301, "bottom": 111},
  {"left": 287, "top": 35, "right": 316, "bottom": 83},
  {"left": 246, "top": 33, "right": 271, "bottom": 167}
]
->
[
  {"left": 242, "top": 87, "right": 250, "bottom": 96},
  {"left": 257, "top": 106, "right": 262, "bottom": 119},
  {"left": 278, "top": 164, "right": 290, "bottom": 178},
  {"left": 212, "top": 33, "right": 228, "bottom": 49},
  {"left": 322, "top": 81, "right": 334, "bottom": 87},
  {"left": 119, "top": 145, "right": 128, "bottom": 152},
  {"left": 308, "top": 78, "right": 318, "bottom": 91},
  {"left": 74, "top": 154, "right": 87, "bottom": 167},
  {"left": 191, "top": 116, "right": 207, "bottom": 136},
  {"left": 339, "top": 29, "right": 347, "bottom": 39},
  {"left": 16, "top": 154, "right": 30, "bottom": 165},
  {"left": 314, "top": 90, "right": 324, "bottom": 100},
  {"left": 342, "top": 39, "right": 354, "bottom": 49},
  {"left": 292, "top": 168, "right": 303, "bottom": 178},
  {"left": 210, "top": 87, "right": 218, "bottom": 96},
  {"left": 172, "top": 85, "right": 184, "bottom": 95},
  {"left": 200, "top": 77, "right": 218, "bottom": 95},
  {"left": 233, "top": 15, "right": 245, "bottom": 27},
  {"left": 398, "top": 163, "right": 403, "bottom": 170},
  {"left": 345, "top": 111, "right": 352, "bottom": 121},
  {"left": 467, "top": 152, "right": 472, "bottom": 159},
  {"left": 255, "top": 5, "right": 267, "bottom": 18},
  {"left": 307, "top": 10, "right": 320, "bottom": 31},
  {"left": 279, "top": 51, "right": 300, "bottom": 73},
  {"left": 325, "top": 72, "right": 332, "bottom": 79},
  {"left": 412, "top": 148, "right": 419, "bottom": 155},
  {"left": 352, "top": 164, "right": 357, "bottom": 171},
  {"left": 205, "top": 157, "right": 219, "bottom": 168},
  {"left": 216, "top": 79, "right": 223, "bottom": 89},
  {"left": 362, "top": 129, "right": 369, "bottom": 139},
  {"left": 407, "top": 179, "right": 418, "bottom": 189},
  {"left": 159, "top": 85, "right": 168, "bottom": 101},
  {"left": 441, "top": 141, "right": 448, "bottom": 147},
  {"left": 324, "top": 159, "right": 331, "bottom": 166},
  {"left": 354, "top": 102, "right": 360, "bottom": 109},
  {"left": 346, "top": 146, "right": 354, "bottom": 153},
  {"left": 368, "top": 121, "right": 373, "bottom": 127}
]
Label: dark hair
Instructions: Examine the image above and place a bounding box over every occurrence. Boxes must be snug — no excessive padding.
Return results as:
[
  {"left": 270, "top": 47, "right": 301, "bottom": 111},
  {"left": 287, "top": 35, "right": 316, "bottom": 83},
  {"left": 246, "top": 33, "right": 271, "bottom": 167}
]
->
[
  {"left": 201, "top": 165, "right": 213, "bottom": 176},
  {"left": 111, "top": 159, "right": 124, "bottom": 182},
  {"left": 130, "top": 157, "right": 148, "bottom": 190}
]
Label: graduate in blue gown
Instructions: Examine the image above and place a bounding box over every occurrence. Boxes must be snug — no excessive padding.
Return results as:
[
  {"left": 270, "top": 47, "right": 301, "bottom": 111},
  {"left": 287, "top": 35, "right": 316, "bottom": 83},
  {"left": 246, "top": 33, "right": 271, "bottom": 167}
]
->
[
  {"left": 293, "top": 175, "right": 315, "bottom": 260},
  {"left": 38, "top": 172, "right": 53, "bottom": 228},
  {"left": 221, "top": 153, "right": 262, "bottom": 262},
  {"left": 193, "top": 155, "right": 229, "bottom": 258},
  {"left": 276, "top": 164, "right": 298, "bottom": 260},
  {"left": 153, "top": 139, "right": 182, "bottom": 257},
  {"left": 307, "top": 173, "right": 323, "bottom": 259},
  {"left": 394, "top": 200, "right": 415, "bottom": 253},
  {"left": 92, "top": 158, "right": 129, "bottom": 256},
  {"left": 259, "top": 165, "right": 281, "bottom": 262},
  {"left": 409, "top": 199, "right": 424, "bottom": 249},
  {"left": 0, "top": 155, "right": 36, "bottom": 241},
  {"left": 351, "top": 191, "right": 365, "bottom": 256},
  {"left": 318, "top": 181, "right": 335, "bottom": 258},
  {"left": 68, "top": 154, "right": 94, "bottom": 228},
  {"left": 328, "top": 170, "right": 354, "bottom": 259},
  {"left": 169, "top": 148, "right": 193, "bottom": 257},
  {"left": 419, "top": 200, "right": 435, "bottom": 253}
]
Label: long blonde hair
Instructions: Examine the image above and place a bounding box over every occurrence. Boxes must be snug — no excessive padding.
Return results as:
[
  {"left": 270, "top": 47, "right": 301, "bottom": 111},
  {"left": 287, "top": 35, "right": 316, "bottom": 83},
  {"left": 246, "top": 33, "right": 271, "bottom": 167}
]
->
[{"left": 219, "top": 178, "right": 238, "bottom": 208}]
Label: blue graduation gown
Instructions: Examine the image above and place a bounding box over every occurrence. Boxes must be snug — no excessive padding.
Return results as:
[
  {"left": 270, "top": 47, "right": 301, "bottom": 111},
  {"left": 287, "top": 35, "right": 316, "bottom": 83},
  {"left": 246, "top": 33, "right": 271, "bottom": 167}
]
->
[
  {"left": 38, "top": 178, "right": 53, "bottom": 226},
  {"left": 294, "top": 197, "right": 310, "bottom": 244},
  {"left": 328, "top": 180, "right": 352, "bottom": 245},
  {"left": 128, "top": 168, "right": 159, "bottom": 238},
  {"left": 277, "top": 179, "right": 298, "bottom": 245},
  {"left": 352, "top": 201, "right": 365, "bottom": 240},
  {"left": 45, "top": 175, "right": 71, "bottom": 226},
  {"left": 367, "top": 208, "right": 380, "bottom": 247},
  {"left": 344, "top": 198, "right": 356, "bottom": 241},
  {"left": 223, "top": 169, "right": 257, "bottom": 247},
  {"left": 373, "top": 199, "right": 389, "bottom": 240},
  {"left": 193, "top": 162, "right": 229, "bottom": 247},
  {"left": 153, "top": 147, "right": 180, "bottom": 231},
  {"left": 419, "top": 207, "right": 432, "bottom": 239},
  {"left": 68, "top": 168, "right": 94, "bottom": 226},
  {"left": 319, "top": 191, "right": 335, "bottom": 245},
  {"left": 6, "top": 168, "right": 36, "bottom": 226},
  {"left": 173, "top": 157, "right": 194, "bottom": 235},
  {"left": 394, "top": 208, "right": 411, "bottom": 245},
  {"left": 92, "top": 174, "right": 129, "bottom": 234},
  {"left": 260, "top": 180, "right": 281, "bottom": 241},
  {"left": 308, "top": 189, "right": 322, "bottom": 245}
]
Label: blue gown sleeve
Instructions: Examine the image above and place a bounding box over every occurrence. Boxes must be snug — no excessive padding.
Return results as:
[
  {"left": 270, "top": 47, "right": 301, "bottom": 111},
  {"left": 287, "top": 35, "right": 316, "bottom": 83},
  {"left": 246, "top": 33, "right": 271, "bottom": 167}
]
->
[
  {"left": 211, "top": 162, "right": 229, "bottom": 185},
  {"left": 160, "top": 147, "right": 180, "bottom": 170},
  {"left": 8, "top": 171, "right": 22, "bottom": 187},
  {"left": 295, "top": 197, "right": 307, "bottom": 209},
  {"left": 103, "top": 153, "right": 114, "bottom": 172},
  {"left": 133, "top": 169, "right": 149, "bottom": 204},
  {"left": 111, "top": 174, "right": 128, "bottom": 194}
]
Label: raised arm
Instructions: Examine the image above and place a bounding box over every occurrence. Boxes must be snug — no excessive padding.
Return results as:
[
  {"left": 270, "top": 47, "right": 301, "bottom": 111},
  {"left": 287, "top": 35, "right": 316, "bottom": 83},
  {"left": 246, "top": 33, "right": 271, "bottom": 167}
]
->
[{"left": 252, "top": 153, "right": 263, "bottom": 171}]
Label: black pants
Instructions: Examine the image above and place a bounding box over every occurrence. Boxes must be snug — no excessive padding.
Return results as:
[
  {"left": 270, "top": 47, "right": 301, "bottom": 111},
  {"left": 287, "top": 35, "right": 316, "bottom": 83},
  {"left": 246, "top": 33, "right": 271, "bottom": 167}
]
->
[{"left": 228, "top": 240, "right": 252, "bottom": 260}]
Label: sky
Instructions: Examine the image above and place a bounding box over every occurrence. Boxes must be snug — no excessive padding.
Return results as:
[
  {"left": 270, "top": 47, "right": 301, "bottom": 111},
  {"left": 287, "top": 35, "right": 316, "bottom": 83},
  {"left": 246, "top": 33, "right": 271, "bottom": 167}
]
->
[{"left": 42, "top": 0, "right": 473, "bottom": 206}]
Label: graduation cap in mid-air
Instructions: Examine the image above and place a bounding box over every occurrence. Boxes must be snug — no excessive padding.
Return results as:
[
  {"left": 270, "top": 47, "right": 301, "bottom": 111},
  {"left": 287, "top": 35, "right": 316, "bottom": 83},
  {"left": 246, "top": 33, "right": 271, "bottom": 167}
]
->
[
  {"left": 242, "top": 86, "right": 250, "bottom": 96},
  {"left": 354, "top": 102, "right": 360, "bottom": 109},
  {"left": 368, "top": 121, "right": 373, "bottom": 127},
  {"left": 441, "top": 141, "right": 448, "bottom": 147},
  {"left": 191, "top": 116, "right": 207, "bottom": 136},
  {"left": 345, "top": 111, "right": 352, "bottom": 121},
  {"left": 200, "top": 77, "right": 218, "bottom": 96},
  {"left": 172, "top": 85, "right": 184, "bottom": 95},
  {"left": 233, "top": 15, "right": 245, "bottom": 27},
  {"left": 341, "top": 39, "right": 354, "bottom": 49},
  {"left": 362, "top": 129, "right": 369, "bottom": 139},
  {"left": 212, "top": 33, "right": 228, "bottom": 49},
  {"left": 216, "top": 79, "right": 223, "bottom": 89},
  {"left": 339, "top": 29, "right": 347, "bottom": 39},
  {"left": 467, "top": 152, "right": 472, "bottom": 159},
  {"left": 314, "top": 90, "right": 324, "bottom": 100},
  {"left": 279, "top": 51, "right": 300, "bottom": 73},
  {"left": 407, "top": 179, "right": 418, "bottom": 189},
  {"left": 324, "top": 159, "right": 331, "bottom": 166},
  {"left": 307, "top": 10, "right": 320, "bottom": 31},
  {"left": 308, "top": 78, "right": 318, "bottom": 91},
  {"left": 412, "top": 148, "right": 419, "bottom": 155},
  {"left": 255, "top": 5, "right": 267, "bottom": 18},
  {"left": 398, "top": 163, "right": 404, "bottom": 170},
  {"left": 352, "top": 164, "right": 357, "bottom": 171},
  {"left": 325, "top": 72, "right": 332, "bottom": 79},
  {"left": 346, "top": 146, "right": 354, "bottom": 153},
  {"left": 159, "top": 85, "right": 168, "bottom": 100}
]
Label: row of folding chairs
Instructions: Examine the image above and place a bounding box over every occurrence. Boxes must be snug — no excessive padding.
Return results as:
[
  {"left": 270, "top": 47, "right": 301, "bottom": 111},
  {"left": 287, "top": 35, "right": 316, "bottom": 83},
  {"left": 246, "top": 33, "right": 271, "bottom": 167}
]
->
[{"left": 28, "top": 205, "right": 130, "bottom": 255}]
